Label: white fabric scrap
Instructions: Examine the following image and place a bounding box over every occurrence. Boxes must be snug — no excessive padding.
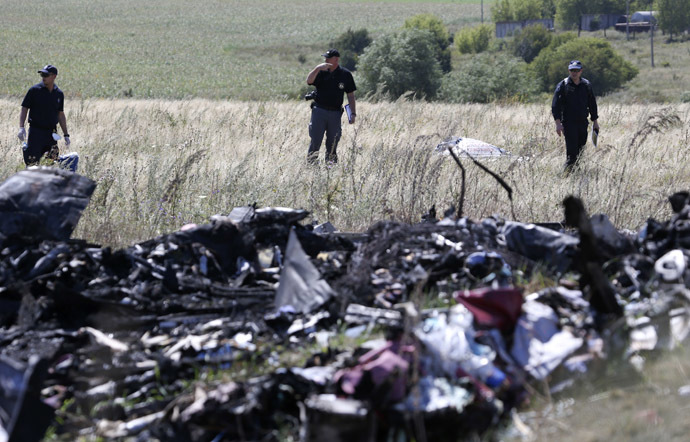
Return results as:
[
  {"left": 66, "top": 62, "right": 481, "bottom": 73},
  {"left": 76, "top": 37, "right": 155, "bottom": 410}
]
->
[{"left": 510, "top": 300, "right": 584, "bottom": 380}]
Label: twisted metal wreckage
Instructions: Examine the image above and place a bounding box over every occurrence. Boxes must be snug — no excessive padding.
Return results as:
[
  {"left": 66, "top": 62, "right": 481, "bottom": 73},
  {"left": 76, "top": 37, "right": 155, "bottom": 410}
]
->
[{"left": 2, "top": 166, "right": 690, "bottom": 441}]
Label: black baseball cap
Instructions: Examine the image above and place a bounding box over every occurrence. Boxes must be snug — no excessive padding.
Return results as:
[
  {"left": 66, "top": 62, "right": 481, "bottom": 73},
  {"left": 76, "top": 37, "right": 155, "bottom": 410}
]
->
[
  {"left": 38, "top": 64, "right": 58, "bottom": 75},
  {"left": 568, "top": 60, "right": 582, "bottom": 70},
  {"left": 322, "top": 49, "right": 340, "bottom": 58}
]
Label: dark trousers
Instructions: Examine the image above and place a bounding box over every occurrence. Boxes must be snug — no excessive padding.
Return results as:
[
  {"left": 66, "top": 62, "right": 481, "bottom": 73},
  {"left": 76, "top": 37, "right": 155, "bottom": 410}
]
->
[
  {"left": 308, "top": 106, "right": 342, "bottom": 164},
  {"left": 24, "top": 127, "right": 58, "bottom": 166},
  {"left": 564, "top": 121, "right": 588, "bottom": 170}
]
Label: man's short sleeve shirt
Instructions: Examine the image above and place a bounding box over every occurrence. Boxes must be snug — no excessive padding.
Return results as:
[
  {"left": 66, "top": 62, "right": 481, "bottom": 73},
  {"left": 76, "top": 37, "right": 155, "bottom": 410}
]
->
[
  {"left": 313, "top": 66, "right": 356, "bottom": 109},
  {"left": 21, "top": 83, "right": 64, "bottom": 128}
]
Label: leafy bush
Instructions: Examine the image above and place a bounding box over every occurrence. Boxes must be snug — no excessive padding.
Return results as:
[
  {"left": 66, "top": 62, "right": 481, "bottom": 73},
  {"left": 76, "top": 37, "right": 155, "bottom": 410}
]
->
[
  {"left": 657, "top": 0, "right": 690, "bottom": 39},
  {"left": 488, "top": 37, "right": 510, "bottom": 52},
  {"left": 530, "top": 37, "right": 638, "bottom": 93},
  {"left": 512, "top": 0, "right": 544, "bottom": 20},
  {"left": 403, "top": 14, "right": 452, "bottom": 72},
  {"left": 509, "top": 24, "right": 552, "bottom": 63},
  {"left": 438, "top": 53, "right": 538, "bottom": 103},
  {"left": 358, "top": 29, "right": 442, "bottom": 100},
  {"left": 455, "top": 24, "right": 494, "bottom": 54},
  {"left": 554, "top": 0, "right": 581, "bottom": 29},
  {"left": 555, "top": 0, "right": 618, "bottom": 29},
  {"left": 546, "top": 31, "right": 577, "bottom": 50},
  {"left": 329, "top": 28, "right": 372, "bottom": 71},
  {"left": 492, "top": 0, "right": 514, "bottom": 22},
  {"left": 492, "top": 0, "right": 555, "bottom": 21},
  {"left": 538, "top": 0, "right": 557, "bottom": 20}
]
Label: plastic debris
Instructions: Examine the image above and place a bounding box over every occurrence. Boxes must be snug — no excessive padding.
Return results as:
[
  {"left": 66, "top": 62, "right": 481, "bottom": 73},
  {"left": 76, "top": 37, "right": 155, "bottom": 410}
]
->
[{"left": 435, "top": 136, "right": 511, "bottom": 157}]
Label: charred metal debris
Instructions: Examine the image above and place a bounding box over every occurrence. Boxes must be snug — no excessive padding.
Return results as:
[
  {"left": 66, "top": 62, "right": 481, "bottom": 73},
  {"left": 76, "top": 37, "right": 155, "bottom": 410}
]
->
[{"left": 2, "top": 167, "right": 690, "bottom": 441}]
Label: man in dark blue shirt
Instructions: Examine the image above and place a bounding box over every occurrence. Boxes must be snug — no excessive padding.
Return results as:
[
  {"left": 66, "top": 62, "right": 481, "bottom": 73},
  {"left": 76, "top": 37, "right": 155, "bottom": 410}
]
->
[
  {"left": 18, "top": 64, "right": 71, "bottom": 166},
  {"left": 551, "top": 60, "right": 599, "bottom": 172},
  {"left": 306, "top": 49, "right": 357, "bottom": 164}
]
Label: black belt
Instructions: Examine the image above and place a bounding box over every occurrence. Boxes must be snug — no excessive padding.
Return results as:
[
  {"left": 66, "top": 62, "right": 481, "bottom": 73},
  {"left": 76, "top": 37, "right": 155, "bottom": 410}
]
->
[
  {"left": 313, "top": 103, "right": 341, "bottom": 112},
  {"left": 30, "top": 123, "right": 57, "bottom": 131}
]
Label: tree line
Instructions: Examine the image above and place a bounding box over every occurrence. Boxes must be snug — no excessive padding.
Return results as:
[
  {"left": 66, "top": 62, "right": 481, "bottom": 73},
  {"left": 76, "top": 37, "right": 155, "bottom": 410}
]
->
[
  {"left": 329, "top": 13, "right": 641, "bottom": 103},
  {"left": 492, "top": 0, "right": 690, "bottom": 38}
]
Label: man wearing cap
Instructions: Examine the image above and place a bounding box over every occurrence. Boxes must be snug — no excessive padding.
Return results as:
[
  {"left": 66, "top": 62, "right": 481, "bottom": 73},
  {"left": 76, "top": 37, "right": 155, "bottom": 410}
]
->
[
  {"left": 551, "top": 60, "right": 599, "bottom": 172},
  {"left": 306, "top": 49, "right": 356, "bottom": 164},
  {"left": 17, "top": 64, "right": 71, "bottom": 166}
]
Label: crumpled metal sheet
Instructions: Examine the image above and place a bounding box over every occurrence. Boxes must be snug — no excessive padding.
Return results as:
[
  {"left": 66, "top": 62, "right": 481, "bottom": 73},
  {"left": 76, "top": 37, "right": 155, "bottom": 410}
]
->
[{"left": 275, "top": 230, "right": 334, "bottom": 314}]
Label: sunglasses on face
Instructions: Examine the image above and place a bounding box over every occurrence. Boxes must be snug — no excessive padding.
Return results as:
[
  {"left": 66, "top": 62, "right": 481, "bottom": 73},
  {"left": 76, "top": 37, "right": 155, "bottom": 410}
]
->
[
  {"left": 569, "top": 69, "right": 581, "bottom": 73},
  {"left": 40, "top": 73, "right": 51, "bottom": 78}
]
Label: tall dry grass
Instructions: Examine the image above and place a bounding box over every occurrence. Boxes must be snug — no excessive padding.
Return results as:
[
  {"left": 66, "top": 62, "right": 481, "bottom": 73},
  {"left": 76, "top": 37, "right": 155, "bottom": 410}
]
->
[{"left": 1, "top": 98, "right": 688, "bottom": 247}]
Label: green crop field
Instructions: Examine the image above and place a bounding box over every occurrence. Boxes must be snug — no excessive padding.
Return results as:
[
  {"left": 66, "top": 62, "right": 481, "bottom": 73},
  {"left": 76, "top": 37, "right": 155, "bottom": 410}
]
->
[
  {"left": 2, "top": 1, "right": 689, "bottom": 101},
  {"left": 0, "top": 0, "right": 482, "bottom": 100}
]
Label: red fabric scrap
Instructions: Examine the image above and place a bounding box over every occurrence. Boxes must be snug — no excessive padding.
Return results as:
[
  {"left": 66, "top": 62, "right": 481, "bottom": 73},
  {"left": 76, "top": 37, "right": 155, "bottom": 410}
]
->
[{"left": 454, "top": 287, "right": 523, "bottom": 333}]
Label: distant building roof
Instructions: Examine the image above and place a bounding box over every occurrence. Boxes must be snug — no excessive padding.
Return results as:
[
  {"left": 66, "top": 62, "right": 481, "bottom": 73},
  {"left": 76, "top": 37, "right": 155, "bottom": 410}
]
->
[{"left": 630, "top": 11, "right": 657, "bottom": 23}]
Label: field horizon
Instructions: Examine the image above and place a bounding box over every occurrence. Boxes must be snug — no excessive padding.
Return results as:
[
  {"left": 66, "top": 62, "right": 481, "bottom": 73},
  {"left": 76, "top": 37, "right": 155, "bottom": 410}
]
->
[{"left": 2, "top": 0, "right": 689, "bottom": 102}]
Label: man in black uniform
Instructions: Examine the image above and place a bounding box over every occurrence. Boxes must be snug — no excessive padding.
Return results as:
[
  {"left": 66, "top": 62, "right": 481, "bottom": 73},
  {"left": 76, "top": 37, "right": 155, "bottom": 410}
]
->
[
  {"left": 306, "top": 49, "right": 356, "bottom": 164},
  {"left": 551, "top": 60, "right": 599, "bottom": 172},
  {"left": 18, "top": 64, "right": 71, "bottom": 166}
]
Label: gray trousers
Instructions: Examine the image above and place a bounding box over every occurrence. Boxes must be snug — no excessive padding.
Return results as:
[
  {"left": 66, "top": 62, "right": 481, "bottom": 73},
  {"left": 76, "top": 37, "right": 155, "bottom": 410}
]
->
[{"left": 308, "top": 106, "right": 342, "bottom": 163}]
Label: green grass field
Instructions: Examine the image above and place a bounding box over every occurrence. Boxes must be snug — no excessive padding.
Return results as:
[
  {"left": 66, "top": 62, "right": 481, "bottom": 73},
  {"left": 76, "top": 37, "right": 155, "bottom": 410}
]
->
[
  {"left": 3, "top": 1, "right": 689, "bottom": 101},
  {"left": 1, "top": 0, "right": 482, "bottom": 100},
  {"left": 595, "top": 29, "right": 690, "bottom": 103}
]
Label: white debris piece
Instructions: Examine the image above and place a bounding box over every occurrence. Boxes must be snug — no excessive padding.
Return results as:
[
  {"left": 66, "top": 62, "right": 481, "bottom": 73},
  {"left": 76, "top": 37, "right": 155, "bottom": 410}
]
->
[{"left": 435, "top": 136, "right": 510, "bottom": 157}]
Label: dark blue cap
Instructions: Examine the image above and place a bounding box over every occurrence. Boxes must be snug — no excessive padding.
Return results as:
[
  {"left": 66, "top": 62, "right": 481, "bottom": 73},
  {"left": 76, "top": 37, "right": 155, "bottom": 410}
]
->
[
  {"left": 322, "top": 49, "right": 340, "bottom": 58},
  {"left": 38, "top": 64, "right": 58, "bottom": 75}
]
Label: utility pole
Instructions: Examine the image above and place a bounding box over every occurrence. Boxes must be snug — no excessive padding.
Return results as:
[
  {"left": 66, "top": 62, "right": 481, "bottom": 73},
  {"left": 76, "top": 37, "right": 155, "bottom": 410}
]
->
[
  {"left": 650, "top": 23, "right": 655, "bottom": 67},
  {"left": 626, "top": 0, "right": 630, "bottom": 40},
  {"left": 650, "top": 0, "right": 654, "bottom": 67}
]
